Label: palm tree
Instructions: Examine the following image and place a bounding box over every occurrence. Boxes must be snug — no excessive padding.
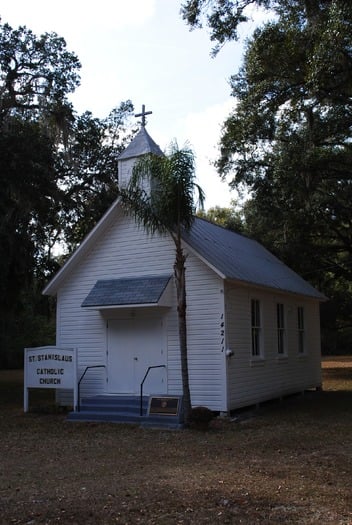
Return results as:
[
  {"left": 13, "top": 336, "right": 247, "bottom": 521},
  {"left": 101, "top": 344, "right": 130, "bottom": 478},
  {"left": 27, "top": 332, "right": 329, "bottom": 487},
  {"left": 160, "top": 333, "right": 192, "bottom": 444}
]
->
[{"left": 119, "top": 141, "right": 205, "bottom": 424}]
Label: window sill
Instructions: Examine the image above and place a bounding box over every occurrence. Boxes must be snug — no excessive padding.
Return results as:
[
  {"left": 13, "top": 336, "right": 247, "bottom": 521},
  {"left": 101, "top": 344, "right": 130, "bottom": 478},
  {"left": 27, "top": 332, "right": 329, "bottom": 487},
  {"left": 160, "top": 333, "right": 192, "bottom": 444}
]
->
[
  {"left": 276, "top": 355, "right": 288, "bottom": 363},
  {"left": 250, "top": 357, "right": 265, "bottom": 367}
]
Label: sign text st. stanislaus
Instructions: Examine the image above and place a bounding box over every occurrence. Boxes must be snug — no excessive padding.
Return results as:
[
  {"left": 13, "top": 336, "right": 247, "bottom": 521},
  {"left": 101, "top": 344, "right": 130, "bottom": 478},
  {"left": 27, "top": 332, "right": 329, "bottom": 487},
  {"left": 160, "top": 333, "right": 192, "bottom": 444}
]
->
[{"left": 24, "top": 346, "right": 77, "bottom": 412}]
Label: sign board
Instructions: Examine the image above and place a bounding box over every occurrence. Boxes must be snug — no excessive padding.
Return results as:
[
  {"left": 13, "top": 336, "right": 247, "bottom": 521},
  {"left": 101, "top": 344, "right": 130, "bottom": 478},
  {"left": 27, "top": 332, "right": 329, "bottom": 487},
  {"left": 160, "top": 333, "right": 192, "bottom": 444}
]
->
[
  {"left": 24, "top": 346, "right": 77, "bottom": 412},
  {"left": 148, "top": 396, "right": 182, "bottom": 416}
]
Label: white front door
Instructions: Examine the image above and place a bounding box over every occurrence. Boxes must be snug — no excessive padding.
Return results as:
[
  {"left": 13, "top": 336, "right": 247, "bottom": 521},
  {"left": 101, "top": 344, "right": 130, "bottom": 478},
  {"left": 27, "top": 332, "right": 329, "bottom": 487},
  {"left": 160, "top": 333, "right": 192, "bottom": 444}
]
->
[{"left": 107, "top": 317, "right": 166, "bottom": 394}]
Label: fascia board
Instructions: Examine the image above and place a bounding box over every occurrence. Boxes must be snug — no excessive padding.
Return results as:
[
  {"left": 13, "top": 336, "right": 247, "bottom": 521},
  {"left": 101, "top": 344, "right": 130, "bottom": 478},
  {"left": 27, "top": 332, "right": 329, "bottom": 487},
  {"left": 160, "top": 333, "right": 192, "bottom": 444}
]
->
[
  {"left": 83, "top": 303, "right": 164, "bottom": 310},
  {"left": 225, "top": 277, "right": 327, "bottom": 302}
]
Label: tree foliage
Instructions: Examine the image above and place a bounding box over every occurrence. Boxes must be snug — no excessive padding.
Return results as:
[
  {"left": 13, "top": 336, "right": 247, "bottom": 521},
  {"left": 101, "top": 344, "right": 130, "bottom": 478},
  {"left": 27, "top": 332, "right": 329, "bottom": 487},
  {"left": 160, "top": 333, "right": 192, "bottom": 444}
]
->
[
  {"left": 121, "top": 142, "right": 204, "bottom": 233},
  {"left": 197, "top": 201, "right": 245, "bottom": 232},
  {"left": 0, "top": 21, "right": 136, "bottom": 366},
  {"left": 0, "top": 21, "right": 80, "bottom": 125},
  {"left": 0, "top": 119, "right": 60, "bottom": 295},
  {"left": 182, "top": 0, "right": 352, "bottom": 353},
  {"left": 56, "top": 101, "right": 136, "bottom": 250},
  {"left": 181, "top": 0, "right": 272, "bottom": 55}
]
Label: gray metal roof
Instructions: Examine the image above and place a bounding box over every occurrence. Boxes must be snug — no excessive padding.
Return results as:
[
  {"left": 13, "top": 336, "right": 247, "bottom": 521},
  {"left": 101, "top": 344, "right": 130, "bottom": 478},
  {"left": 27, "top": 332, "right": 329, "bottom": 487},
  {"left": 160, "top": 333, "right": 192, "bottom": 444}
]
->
[
  {"left": 117, "top": 127, "right": 164, "bottom": 160},
  {"left": 82, "top": 275, "right": 172, "bottom": 307},
  {"left": 183, "top": 218, "right": 325, "bottom": 300}
]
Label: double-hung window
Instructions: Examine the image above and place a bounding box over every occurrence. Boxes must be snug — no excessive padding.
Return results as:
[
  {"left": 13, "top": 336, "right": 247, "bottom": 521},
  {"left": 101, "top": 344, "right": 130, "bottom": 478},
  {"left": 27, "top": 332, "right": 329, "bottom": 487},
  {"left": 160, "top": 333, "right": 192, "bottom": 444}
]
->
[
  {"left": 297, "top": 306, "right": 305, "bottom": 353},
  {"left": 251, "top": 299, "right": 261, "bottom": 357},
  {"left": 277, "top": 303, "right": 285, "bottom": 355}
]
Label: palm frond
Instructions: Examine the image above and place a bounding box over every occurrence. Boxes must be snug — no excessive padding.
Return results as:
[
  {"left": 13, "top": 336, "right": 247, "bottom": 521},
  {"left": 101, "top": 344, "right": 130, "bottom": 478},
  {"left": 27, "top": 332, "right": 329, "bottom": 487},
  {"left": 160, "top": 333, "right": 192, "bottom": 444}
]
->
[{"left": 119, "top": 141, "right": 205, "bottom": 235}]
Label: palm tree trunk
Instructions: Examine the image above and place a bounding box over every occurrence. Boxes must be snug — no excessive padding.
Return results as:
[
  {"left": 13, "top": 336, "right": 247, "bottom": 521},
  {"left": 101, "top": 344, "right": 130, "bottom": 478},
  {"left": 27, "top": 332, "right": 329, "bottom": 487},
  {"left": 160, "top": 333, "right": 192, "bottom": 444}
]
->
[{"left": 173, "top": 238, "right": 192, "bottom": 425}]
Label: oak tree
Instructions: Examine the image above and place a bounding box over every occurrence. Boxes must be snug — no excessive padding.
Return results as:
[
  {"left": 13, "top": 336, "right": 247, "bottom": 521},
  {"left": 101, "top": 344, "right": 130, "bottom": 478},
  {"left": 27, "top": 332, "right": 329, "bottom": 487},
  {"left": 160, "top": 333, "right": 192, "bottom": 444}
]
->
[{"left": 182, "top": 1, "right": 352, "bottom": 352}]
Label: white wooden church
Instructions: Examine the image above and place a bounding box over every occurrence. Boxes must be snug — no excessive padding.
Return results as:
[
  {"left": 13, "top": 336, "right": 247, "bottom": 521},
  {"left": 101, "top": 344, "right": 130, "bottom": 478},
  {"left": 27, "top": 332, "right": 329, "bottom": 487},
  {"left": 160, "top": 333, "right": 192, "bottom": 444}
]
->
[{"left": 43, "top": 107, "right": 325, "bottom": 421}]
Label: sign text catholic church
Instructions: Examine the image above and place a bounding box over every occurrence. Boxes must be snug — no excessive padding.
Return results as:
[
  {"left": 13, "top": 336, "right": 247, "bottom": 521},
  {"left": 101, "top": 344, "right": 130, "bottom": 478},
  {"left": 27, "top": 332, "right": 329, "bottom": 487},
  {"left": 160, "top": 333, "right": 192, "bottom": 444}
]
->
[{"left": 24, "top": 346, "right": 77, "bottom": 412}]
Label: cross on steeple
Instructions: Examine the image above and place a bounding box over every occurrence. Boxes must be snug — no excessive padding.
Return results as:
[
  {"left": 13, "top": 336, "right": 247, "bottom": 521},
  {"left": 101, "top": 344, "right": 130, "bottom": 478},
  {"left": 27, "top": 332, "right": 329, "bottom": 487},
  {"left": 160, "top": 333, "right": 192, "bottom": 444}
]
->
[{"left": 135, "top": 104, "right": 152, "bottom": 127}]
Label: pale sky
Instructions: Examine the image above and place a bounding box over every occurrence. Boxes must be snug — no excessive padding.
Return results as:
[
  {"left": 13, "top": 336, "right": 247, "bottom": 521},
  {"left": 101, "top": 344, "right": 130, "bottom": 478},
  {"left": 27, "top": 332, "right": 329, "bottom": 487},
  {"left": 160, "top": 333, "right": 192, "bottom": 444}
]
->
[{"left": 1, "top": 0, "right": 269, "bottom": 209}]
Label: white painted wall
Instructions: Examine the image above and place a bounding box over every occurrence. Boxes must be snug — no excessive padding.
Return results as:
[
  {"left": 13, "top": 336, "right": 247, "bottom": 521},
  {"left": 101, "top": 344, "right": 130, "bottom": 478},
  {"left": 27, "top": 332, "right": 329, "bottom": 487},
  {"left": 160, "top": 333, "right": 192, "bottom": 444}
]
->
[
  {"left": 225, "top": 282, "right": 322, "bottom": 410},
  {"left": 173, "top": 252, "right": 226, "bottom": 410},
  {"left": 118, "top": 158, "right": 133, "bottom": 189},
  {"left": 54, "top": 208, "right": 322, "bottom": 413},
  {"left": 55, "top": 206, "right": 226, "bottom": 410},
  {"left": 118, "top": 158, "right": 151, "bottom": 193}
]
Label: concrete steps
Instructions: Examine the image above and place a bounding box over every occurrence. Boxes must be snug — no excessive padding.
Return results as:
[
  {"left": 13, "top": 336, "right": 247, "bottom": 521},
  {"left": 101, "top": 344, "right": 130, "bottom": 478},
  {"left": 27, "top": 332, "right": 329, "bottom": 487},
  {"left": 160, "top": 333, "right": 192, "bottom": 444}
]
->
[{"left": 67, "top": 395, "right": 184, "bottom": 429}]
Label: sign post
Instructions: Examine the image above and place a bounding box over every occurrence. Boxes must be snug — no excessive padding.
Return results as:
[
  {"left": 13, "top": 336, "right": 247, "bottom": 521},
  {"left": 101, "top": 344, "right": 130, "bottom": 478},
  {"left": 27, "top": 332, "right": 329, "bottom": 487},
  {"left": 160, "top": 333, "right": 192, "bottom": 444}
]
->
[{"left": 24, "top": 346, "right": 77, "bottom": 412}]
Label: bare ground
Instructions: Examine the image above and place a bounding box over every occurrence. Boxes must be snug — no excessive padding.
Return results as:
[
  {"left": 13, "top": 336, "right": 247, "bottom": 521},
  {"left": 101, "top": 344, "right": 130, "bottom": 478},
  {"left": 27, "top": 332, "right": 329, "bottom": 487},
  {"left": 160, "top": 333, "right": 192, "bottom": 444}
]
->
[{"left": 0, "top": 358, "right": 351, "bottom": 525}]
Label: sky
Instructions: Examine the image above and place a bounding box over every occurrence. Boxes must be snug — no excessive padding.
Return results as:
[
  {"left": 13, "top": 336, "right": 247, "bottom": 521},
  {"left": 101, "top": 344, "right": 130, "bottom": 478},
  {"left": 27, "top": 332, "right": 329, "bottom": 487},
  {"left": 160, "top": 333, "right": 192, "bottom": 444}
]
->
[{"left": 1, "top": 0, "right": 269, "bottom": 209}]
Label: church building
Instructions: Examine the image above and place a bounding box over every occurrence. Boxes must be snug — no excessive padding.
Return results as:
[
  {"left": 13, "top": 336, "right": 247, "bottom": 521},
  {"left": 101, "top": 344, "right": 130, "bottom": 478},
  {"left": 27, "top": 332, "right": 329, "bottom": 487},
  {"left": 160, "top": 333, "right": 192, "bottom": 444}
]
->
[{"left": 43, "top": 106, "right": 325, "bottom": 423}]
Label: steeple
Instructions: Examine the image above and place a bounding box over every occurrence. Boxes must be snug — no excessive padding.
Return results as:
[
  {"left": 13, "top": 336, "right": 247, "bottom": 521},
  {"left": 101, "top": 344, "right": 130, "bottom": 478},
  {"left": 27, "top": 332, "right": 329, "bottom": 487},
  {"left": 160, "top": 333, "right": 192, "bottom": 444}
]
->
[
  {"left": 117, "top": 126, "right": 163, "bottom": 161},
  {"left": 117, "top": 104, "right": 164, "bottom": 188}
]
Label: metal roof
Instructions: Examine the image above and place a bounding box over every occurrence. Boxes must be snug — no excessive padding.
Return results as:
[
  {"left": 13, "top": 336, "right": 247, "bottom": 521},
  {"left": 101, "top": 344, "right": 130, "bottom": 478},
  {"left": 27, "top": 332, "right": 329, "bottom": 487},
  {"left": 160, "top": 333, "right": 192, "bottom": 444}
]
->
[
  {"left": 81, "top": 275, "right": 172, "bottom": 308},
  {"left": 117, "top": 127, "right": 164, "bottom": 160},
  {"left": 183, "top": 218, "right": 325, "bottom": 300}
]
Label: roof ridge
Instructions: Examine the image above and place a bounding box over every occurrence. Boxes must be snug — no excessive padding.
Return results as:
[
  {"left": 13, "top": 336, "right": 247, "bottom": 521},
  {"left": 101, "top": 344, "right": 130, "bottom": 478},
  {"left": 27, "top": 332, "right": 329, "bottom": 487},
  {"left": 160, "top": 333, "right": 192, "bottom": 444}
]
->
[{"left": 193, "top": 216, "right": 253, "bottom": 242}]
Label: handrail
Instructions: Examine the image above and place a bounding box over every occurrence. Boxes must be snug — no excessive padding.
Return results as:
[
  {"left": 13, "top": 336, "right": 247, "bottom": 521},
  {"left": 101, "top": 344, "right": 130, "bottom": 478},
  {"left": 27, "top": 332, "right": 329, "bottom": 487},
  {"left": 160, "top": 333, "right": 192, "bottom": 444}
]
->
[
  {"left": 140, "top": 365, "right": 166, "bottom": 416},
  {"left": 77, "top": 365, "right": 106, "bottom": 412}
]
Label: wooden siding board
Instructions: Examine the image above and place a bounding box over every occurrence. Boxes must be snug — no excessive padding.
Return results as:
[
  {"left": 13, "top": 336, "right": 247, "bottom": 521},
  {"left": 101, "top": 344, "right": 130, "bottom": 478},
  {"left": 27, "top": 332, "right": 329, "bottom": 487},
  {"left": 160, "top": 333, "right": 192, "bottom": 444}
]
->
[
  {"left": 181, "top": 253, "right": 226, "bottom": 410},
  {"left": 55, "top": 213, "right": 227, "bottom": 411},
  {"left": 225, "top": 284, "right": 322, "bottom": 410},
  {"left": 54, "top": 206, "right": 322, "bottom": 414}
]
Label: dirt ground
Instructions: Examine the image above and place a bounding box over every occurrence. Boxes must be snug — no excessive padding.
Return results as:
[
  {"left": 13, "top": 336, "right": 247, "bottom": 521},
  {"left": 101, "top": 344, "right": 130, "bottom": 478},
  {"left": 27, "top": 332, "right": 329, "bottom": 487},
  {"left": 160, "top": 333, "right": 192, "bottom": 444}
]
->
[{"left": 0, "top": 358, "right": 351, "bottom": 524}]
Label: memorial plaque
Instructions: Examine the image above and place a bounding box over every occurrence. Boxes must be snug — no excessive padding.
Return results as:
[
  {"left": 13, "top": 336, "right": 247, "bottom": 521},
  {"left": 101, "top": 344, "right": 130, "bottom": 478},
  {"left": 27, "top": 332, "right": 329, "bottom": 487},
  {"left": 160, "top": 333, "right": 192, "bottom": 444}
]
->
[{"left": 148, "top": 396, "right": 181, "bottom": 416}]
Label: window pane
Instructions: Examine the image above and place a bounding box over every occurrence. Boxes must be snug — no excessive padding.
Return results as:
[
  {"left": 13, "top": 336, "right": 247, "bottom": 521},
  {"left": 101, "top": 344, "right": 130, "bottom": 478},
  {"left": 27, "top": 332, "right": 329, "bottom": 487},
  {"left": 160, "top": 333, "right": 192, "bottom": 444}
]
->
[
  {"left": 277, "top": 303, "right": 285, "bottom": 354},
  {"left": 277, "top": 303, "right": 284, "bottom": 329},
  {"left": 256, "top": 300, "right": 260, "bottom": 326},
  {"left": 252, "top": 328, "right": 260, "bottom": 356},
  {"left": 251, "top": 299, "right": 261, "bottom": 356},
  {"left": 298, "top": 307, "right": 304, "bottom": 330},
  {"left": 297, "top": 307, "right": 304, "bottom": 353}
]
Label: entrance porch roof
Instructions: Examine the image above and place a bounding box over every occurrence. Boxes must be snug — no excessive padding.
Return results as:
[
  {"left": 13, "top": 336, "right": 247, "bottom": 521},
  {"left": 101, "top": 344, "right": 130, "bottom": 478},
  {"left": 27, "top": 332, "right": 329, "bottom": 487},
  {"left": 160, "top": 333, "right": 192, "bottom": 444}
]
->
[{"left": 81, "top": 274, "right": 173, "bottom": 310}]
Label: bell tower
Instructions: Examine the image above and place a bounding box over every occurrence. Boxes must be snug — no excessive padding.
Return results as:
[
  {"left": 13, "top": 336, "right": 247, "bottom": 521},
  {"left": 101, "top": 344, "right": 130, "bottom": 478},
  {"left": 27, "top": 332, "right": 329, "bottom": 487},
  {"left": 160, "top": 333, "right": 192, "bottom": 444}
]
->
[{"left": 117, "top": 105, "right": 164, "bottom": 189}]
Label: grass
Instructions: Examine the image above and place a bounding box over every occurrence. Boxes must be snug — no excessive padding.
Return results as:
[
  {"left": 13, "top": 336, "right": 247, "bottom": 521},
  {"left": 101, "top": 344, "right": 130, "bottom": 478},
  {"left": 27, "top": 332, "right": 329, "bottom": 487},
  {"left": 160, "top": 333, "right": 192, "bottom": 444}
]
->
[{"left": 0, "top": 358, "right": 351, "bottom": 524}]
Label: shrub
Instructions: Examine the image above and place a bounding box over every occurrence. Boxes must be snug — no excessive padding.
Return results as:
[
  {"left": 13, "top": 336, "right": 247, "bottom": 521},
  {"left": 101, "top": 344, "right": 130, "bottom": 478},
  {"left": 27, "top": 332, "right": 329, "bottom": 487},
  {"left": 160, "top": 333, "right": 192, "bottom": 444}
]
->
[{"left": 189, "top": 406, "right": 214, "bottom": 430}]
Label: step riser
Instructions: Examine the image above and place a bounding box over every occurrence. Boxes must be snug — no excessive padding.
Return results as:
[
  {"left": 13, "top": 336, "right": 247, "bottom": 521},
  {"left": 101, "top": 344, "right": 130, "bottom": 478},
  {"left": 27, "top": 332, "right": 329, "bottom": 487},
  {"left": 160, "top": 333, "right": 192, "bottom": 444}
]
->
[
  {"left": 70, "top": 395, "right": 184, "bottom": 428},
  {"left": 68, "top": 412, "right": 183, "bottom": 428},
  {"left": 70, "top": 413, "right": 179, "bottom": 422},
  {"left": 79, "top": 407, "right": 149, "bottom": 414},
  {"left": 80, "top": 397, "right": 148, "bottom": 406},
  {"left": 80, "top": 403, "right": 148, "bottom": 411}
]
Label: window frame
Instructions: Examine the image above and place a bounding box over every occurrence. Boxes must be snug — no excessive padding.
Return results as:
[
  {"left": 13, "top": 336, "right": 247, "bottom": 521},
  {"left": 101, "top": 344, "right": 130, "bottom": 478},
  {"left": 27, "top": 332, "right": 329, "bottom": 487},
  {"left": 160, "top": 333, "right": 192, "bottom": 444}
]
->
[
  {"left": 251, "top": 298, "right": 263, "bottom": 359},
  {"left": 297, "top": 306, "right": 305, "bottom": 354},
  {"left": 276, "top": 303, "right": 286, "bottom": 356}
]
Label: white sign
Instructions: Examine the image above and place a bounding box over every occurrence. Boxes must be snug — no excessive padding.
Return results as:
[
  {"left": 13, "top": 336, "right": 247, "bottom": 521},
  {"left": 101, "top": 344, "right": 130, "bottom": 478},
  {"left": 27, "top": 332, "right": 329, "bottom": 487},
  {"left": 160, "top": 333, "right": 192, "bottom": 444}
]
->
[{"left": 24, "top": 346, "right": 77, "bottom": 412}]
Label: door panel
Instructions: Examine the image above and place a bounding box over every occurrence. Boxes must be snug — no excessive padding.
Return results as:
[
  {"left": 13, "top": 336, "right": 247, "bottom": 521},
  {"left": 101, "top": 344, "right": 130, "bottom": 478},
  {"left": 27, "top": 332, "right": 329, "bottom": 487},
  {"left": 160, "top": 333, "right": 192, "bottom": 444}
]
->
[
  {"left": 107, "top": 317, "right": 166, "bottom": 394},
  {"left": 107, "top": 319, "right": 135, "bottom": 393}
]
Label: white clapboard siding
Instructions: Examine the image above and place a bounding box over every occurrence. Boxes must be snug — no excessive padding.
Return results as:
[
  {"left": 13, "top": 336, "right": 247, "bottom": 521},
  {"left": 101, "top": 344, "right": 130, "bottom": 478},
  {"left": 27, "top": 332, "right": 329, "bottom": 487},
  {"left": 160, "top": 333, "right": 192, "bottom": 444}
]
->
[
  {"left": 225, "top": 283, "right": 322, "bottom": 410},
  {"left": 54, "top": 200, "right": 322, "bottom": 412},
  {"left": 171, "top": 253, "right": 226, "bottom": 410},
  {"left": 118, "top": 157, "right": 133, "bottom": 188},
  {"left": 56, "top": 208, "right": 226, "bottom": 411},
  {"left": 56, "top": 209, "right": 175, "bottom": 403}
]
